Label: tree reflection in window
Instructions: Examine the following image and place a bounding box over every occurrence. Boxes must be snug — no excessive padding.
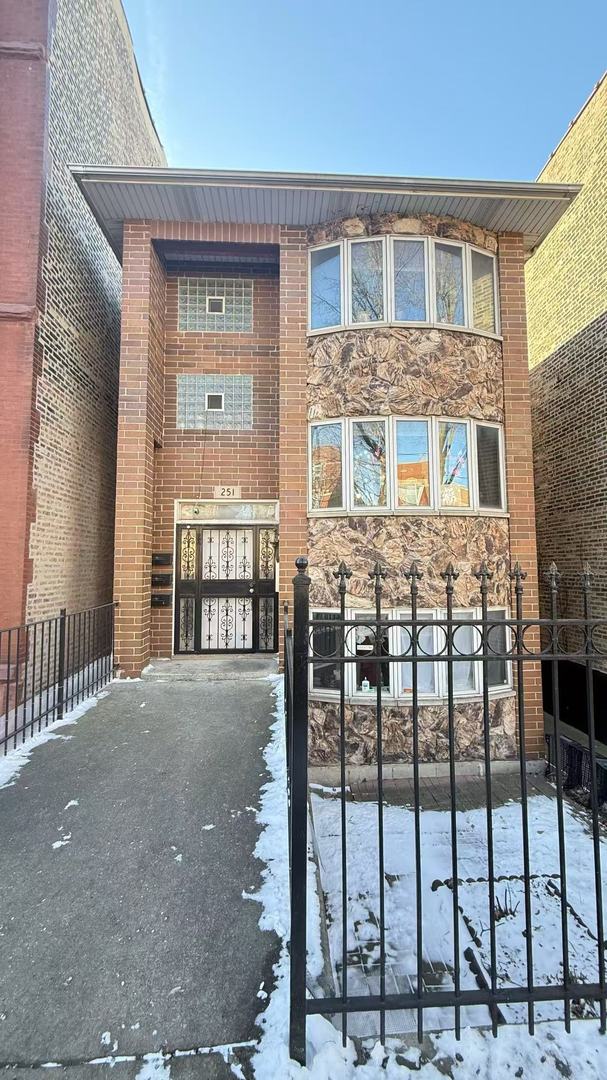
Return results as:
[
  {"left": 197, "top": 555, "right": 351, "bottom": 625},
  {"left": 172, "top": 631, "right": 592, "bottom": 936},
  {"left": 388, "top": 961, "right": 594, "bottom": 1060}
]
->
[
  {"left": 311, "top": 423, "right": 343, "bottom": 509},
  {"left": 352, "top": 421, "right": 387, "bottom": 507},
  {"left": 435, "top": 243, "right": 464, "bottom": 325},
  {"left": 439, "top": 421, "right": 470, "bottom": 507},
  {"left": 350, "top": 241, "right": 384, "bottom": 323},
  {"left": 311, "top": 612, "right": 341, "bottom": 691}
]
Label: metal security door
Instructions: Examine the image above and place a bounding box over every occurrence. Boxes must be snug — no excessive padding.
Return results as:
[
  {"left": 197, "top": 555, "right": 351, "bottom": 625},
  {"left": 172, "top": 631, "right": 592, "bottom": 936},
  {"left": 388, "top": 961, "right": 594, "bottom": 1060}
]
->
[{"left": 175, "top": 525, "right": 277, "bottom": 654}]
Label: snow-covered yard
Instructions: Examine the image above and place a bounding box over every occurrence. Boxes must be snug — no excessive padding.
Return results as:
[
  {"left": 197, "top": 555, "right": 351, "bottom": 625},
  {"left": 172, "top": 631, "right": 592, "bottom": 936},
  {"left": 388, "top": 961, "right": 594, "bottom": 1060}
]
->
[{"left": 250, "top": 678, "right": 607, "bottom": 1078}]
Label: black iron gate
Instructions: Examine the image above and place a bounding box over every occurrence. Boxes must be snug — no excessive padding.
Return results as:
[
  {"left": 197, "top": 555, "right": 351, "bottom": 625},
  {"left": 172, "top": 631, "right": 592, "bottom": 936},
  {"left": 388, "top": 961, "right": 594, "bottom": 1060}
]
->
[{"left": 285, "top": 557, "right": 607, "bottom": 1064}]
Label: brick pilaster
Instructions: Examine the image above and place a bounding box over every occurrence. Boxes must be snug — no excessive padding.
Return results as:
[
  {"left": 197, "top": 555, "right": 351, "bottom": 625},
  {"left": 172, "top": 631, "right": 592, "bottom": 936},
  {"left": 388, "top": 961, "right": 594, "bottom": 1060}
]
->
[
  {"left": 499, "top": 233, "right": 544, "bottom": 758},
  {"left": 278, "top": 228, "right": 309, "bottom": 636},
  {"left": 114, "top": 224, "right": 165, "bottom": 676}
]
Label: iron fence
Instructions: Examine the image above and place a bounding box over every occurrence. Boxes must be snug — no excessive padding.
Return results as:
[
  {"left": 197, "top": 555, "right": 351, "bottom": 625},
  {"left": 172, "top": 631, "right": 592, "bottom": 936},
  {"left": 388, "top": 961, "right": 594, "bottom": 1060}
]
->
[
  {"left": 1, "top": 603, "right": 116, "bottom": 756},
  {"left": 286, "top": 556, "right": 607, "bottom": 1064}
]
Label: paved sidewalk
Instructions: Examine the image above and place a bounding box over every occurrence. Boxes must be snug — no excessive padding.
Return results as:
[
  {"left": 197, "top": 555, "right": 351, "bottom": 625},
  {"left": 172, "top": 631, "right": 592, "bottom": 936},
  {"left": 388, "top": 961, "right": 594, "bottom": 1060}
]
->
[{"left": 0, "top": 657, "right": 280, "bottom": 1077}]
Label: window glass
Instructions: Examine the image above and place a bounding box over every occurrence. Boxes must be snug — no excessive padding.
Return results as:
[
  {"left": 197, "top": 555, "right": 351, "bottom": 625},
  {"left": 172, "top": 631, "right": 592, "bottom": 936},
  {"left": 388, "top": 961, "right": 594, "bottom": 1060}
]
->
[
  {"left": 438, "top": 421, "right": 470, "bottom": 507},
  {"left": 487, "top": 611, "right": 508, "bottom": 687},
  {"left": 435, "top": 243, "right": 465, "bottom": 325},
  {"left": 393, "top": 240, "right": 426, "bottom": 321},
  {"left": 452, "top": 612, "right": 476, "bottom": 693},
  {"left": 471, "top": 250, "right": 496, "bottom": 333},
  {"left": 351, "top": 420, "right": 387, "bottom": 507},
  {"left": 350, "top": 241, "right": 384, "bottom": 323},
  {"left": 396, "top": 420, "right": 431, "bottom": 507},
  {"left": 476, "top": 425, "right": 503, "bottom": 509},
  {"left": 400, "top": 615, "right": 436, "bottom": 696},
  {"left": 354, "top": 615, "right": 390, "bottom": 694},
  {"left": 311, "top": 613, "right": 342, "bottom": 692},
  {"left": 310, "top": 423, "right": 343, "bottom": 509},
  {"left": 310, "top": 246, "right": 342, "bottom": 330}
]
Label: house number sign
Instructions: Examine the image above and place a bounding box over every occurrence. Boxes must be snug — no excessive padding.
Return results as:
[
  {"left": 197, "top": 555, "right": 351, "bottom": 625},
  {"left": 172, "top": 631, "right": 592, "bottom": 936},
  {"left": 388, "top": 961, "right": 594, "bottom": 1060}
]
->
[{"left": 213, "top": 485, "right": 241, "bottom": 499}]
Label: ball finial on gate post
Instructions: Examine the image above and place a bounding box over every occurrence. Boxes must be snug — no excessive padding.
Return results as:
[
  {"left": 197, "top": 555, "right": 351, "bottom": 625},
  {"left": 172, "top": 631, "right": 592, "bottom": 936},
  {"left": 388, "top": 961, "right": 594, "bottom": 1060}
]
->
[{"left": 295, "top": 556, "right": 309, "bottom": 575}]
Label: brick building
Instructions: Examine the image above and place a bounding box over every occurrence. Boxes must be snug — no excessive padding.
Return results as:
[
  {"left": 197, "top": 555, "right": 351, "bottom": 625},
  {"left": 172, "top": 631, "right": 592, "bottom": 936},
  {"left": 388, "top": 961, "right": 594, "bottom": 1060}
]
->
[
  {"left": 0, "top": 0, "right": 165, "bottom": 636},
  {"left": 74, "top": 168, "right": 579, "bottom": 762},
  {"left": 526, "top": 73, "right": 607, "bottom": 736}
]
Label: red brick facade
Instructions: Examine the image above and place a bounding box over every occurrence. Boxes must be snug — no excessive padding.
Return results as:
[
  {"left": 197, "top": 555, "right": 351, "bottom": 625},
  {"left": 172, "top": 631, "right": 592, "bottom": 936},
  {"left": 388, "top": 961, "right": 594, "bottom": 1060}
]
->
[{"left": 114, "top": 220, "right": 543, "bottom": 759}]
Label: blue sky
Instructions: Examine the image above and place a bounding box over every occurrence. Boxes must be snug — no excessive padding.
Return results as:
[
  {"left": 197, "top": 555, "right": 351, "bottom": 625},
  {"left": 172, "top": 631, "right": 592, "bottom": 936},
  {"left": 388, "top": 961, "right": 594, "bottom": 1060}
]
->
[{"left": 123, "top": 0, "right": 605, "bottom": 180}]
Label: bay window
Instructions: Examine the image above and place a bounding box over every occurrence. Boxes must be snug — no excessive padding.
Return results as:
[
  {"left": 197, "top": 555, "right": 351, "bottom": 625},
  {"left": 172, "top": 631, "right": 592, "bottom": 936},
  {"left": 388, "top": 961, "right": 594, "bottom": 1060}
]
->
[
  {"left": 309, "top": 417, "right": 506, "bottom": 514},
  {"left": 309, "top": 607, "right": 512, "bottom": 700},
  {"left": 308, "top": 236, "right": 499, "bottom": 335}
]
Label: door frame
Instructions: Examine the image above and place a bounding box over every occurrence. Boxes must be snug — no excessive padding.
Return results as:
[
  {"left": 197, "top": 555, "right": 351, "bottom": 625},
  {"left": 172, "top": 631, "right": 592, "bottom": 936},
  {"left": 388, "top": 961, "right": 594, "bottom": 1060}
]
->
[{"left": 173, "top": 521, "right": 278, "bottom": 655}]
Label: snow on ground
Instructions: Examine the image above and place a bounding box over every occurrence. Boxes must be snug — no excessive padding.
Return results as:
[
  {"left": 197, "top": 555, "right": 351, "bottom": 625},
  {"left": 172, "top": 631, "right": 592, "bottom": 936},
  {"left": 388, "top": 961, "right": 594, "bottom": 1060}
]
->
[
  {"left": 248, "top": 675, "right": 607, "bottom": 1078},
  {"left": 0, "top": 691, "right": 106, "bottom": 791}
]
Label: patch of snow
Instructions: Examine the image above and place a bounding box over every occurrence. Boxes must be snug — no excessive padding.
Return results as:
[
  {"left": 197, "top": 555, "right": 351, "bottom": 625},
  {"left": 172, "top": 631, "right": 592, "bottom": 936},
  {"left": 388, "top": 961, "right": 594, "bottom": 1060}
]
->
[
  {"left": 246, "top": 674, "right": 607, "bottom": 1079},
  {"left": 0, "top": 693, "right": 101, "bottom": 792},
  {"left": 100, "top": 1031, "right": 111, "bottom": 1047},
  {"left": 63, "top": 799, "right": 79, "bottom": 810},
  {"left": 174, "top": 853, "right": 183, "bottom": 863},
  {"left": 51, "top": 833, "right": 71, "bottom": 850},
  {"left": 135, "top": 1052, "right": 170, "bottom": 1079},
  {"left": 202, "top": 824, "right": 215, "bottom": 831}
]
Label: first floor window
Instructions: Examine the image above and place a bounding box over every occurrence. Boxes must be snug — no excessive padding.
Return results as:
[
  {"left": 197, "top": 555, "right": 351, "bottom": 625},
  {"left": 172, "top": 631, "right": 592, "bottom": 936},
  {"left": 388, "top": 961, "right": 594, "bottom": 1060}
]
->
[
  {"left": 487, "top": 610, "right": 509, "bottom": 688},
  {"left": 452, "top": 612, "right": 477, "bottom": 694},
  {"left": 438, "top": 421, "right": 470, "bottom": 508},
  {"left": 310, "top": 245, "right": 342, "bottom": 330},
  {"left": 351, "top": 420, "right": 388, "bottom": 508},
  {"left": 399, "top": 613, "right": 436, "bottom": 697},
  {"left": 311, "top": 612, "right": 342, "bottom": 692},
  {"left": 395, "top": 419, "right": 431, "bottom": 507},
  {"left": 310, "top": 422, "right": 343, "bottom": 509},
  {"left": 354, "top": 614, "right": 390, "bottom": 694}
]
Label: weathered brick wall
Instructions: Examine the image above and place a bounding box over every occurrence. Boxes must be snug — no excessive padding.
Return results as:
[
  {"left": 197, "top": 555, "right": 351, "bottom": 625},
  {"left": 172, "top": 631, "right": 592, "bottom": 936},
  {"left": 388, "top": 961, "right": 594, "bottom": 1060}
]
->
[
  {"left": 526, "top": 74, "right": 607, "bottom": 370},
  {"left": 23, "top": 0, "right": 165, "bottom": 626}
]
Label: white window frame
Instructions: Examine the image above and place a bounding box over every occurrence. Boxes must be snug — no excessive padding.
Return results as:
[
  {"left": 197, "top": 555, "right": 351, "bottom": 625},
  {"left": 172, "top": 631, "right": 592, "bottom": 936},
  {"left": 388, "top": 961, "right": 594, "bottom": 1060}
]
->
[
  {"left": 206, "top": 295, "right": 225, "bottom": 316},
  {"left": 393, "top": 609, "right": 440, "bottom": 701},
  {"left": 349, "top": 416, "right": 391, "bottom": 513},
  {"left": 467, "top": 245, "right": 500, "bottom": 336},
  {"left": 308, "top": 240, "right": 345, "bottom": 334},
  {"left": 431, "top": 238, "right": 468, "bottom": 330},
  {"left": 308, "top": 419, "right": 347, "bottom": 514},
  {"left": 309, "top": 608, "right": 345, "bottom": 699},
  {"left": 391, "top": 415, "right": 435, "bottom": 511},
  {"left": 435, "top": 417, "right": 475, "bottom": 513},
  {"left": 204, "top": 391, "right": 225, "bottom": 412},
  {"left": 436, "top": 608, "right": 480, "bottom": 698},
  {"left": 388, "top": 236, "right": 430, "bottom": 326},
  {"left": 473, "top": 420, "right": 507, "bottom": 513},
  {"left": 347, "top": 236, "right": 388, "bottom": 328}
]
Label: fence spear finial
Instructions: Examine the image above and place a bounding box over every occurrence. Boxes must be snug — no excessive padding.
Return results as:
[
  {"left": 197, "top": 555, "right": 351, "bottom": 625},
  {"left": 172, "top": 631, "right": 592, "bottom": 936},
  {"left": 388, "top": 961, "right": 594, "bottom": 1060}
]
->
[
  {"left": 369, "top": 561, "right": 387, "bottom": 598},
  {"left": 473, "top": 561, "right": 494, "bottom": 591},
  {"left": 508, "top": 561, "right": 527, "bottom": 589},
  {"left": 581, "top": 561, "right": 594, "bottom": 592},
  {"left": 333, "top": 561, "right": 352, "bottom": 594},
  {"left": 440, "top": 562, "right": 460, "bottom": 593},
  {"left": 545, "top": 561, "right": 561, "bottom": 591}
]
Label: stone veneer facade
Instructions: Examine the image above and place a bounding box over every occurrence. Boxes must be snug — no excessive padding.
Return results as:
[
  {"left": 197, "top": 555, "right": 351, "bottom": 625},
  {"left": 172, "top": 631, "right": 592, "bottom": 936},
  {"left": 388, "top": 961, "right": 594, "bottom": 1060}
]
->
[{"left": 305, "top": 213, "right": 539, "bottom": 764}]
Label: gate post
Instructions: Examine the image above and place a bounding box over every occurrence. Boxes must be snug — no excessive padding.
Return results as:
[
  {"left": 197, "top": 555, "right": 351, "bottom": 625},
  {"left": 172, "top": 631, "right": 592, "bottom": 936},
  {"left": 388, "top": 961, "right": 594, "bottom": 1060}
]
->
[{"left": 289, "top": 556, "right": 310, "bottom": 1065}]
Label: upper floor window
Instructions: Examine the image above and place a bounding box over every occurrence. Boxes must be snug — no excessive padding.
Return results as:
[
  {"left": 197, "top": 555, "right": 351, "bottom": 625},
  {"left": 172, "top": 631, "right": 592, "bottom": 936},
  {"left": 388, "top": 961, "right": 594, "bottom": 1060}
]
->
[
  {"left": 308, "top": 236, "right": 499, "bottom": 336},
  {"left": 309, "top": 416, "right": 506, "bottom": 515},
  {"left": 178, "top": 277, "right": 253, "bottom": 333}
]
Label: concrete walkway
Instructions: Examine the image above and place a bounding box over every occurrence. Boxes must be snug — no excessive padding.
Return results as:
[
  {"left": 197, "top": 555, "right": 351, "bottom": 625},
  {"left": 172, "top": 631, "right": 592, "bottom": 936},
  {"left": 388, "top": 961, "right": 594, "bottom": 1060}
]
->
[{"left": 0, "top": 656, "right": 280, "bottom": 1077}]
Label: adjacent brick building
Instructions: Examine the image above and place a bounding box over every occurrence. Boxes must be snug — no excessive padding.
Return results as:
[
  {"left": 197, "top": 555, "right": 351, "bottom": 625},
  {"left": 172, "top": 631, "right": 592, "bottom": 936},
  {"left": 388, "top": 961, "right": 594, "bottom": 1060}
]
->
[
  {"left": 74, "top": 168, "right": 579, "bottom": 762},
  {"left": 0, "top": 0, "right": 165, "bottom": 636},
  {"left": 526, "top": 72, "right": 607, "bottom": 735}
]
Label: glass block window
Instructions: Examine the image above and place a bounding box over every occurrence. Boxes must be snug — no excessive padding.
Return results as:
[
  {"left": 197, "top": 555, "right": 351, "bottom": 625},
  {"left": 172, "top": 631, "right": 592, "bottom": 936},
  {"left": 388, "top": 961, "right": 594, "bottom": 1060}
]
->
[
  {"left": 177, "top": 375, "right": 253, "bottom": 430},
  {"left": 178, "top": 278, "right": 253, "bottom": 332}
]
